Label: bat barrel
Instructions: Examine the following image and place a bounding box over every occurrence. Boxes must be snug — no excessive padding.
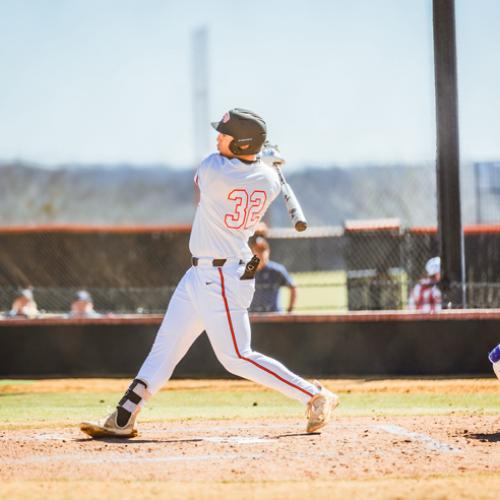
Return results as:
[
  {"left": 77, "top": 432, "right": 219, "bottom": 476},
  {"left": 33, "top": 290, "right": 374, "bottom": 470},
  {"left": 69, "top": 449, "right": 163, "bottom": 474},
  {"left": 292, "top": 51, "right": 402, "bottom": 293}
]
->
[
  {"left": 274, "top": 164, "right": 308, "bottom": 233},
  {"left": 295, "top": 221, "right": 307, "bottom": 232}
]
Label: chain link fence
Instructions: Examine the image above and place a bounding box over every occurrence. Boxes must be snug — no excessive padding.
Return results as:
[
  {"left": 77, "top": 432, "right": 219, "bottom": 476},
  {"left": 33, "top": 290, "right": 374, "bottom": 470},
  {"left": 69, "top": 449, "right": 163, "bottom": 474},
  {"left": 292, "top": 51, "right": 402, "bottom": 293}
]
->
[
  {"left": 1, "top": 159, "right": 500, "bottom": 315},
  {"left": 1, "top": 223, "right": 500, "bottom": 314},
  {"left": 0, "top": 227, "right": 190, "bottom": 314}
]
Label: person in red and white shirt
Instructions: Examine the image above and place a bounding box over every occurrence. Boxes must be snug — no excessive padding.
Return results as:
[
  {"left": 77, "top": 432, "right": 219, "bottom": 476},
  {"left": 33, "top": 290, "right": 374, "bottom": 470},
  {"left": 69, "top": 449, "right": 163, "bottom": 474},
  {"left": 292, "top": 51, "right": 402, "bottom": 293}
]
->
[{"left": 408, "top": 257, "right": 442, "bottom": 312}]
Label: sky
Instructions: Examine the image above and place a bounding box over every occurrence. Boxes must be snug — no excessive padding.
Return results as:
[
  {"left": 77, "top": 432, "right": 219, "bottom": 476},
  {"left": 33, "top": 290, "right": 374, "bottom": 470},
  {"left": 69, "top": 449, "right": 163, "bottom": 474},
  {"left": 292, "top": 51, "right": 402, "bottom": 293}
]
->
[{"left": 0, "top": 0, "right": 499, "bottom": 170}]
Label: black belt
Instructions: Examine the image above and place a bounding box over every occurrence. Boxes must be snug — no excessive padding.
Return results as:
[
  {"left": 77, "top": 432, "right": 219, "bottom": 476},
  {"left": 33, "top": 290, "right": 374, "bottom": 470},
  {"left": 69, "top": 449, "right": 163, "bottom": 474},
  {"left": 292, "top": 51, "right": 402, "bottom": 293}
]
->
[{"left": 192, "top": 257, "right": 244, "bottom": 267}]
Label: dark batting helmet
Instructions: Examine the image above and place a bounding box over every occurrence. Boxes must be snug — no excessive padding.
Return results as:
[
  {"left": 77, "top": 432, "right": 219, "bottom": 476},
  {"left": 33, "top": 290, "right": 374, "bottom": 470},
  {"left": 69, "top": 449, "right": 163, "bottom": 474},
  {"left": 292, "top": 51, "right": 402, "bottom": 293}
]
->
[{"left": 211, "top": 108, "right": 267, "bottom": 156}]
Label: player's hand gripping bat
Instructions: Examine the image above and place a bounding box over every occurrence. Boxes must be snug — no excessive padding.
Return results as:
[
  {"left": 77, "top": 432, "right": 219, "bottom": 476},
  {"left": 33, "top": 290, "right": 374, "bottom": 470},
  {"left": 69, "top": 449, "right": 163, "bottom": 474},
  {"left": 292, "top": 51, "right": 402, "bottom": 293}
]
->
[{"left": 260, "top": 143, "right": 308, "bottom": 232}]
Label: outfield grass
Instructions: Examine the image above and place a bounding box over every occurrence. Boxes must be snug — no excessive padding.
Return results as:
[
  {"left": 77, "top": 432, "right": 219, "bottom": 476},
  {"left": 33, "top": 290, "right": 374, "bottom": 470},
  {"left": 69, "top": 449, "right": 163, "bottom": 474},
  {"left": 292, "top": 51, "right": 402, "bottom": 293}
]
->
[
  {"left": 1, "top": 386, "right": 498, "bottom": 428},
  {"left": 282, "top": 270, "right": 348, "bottom": 311},
  {"left": 285, "top": 270, "right": 413, "bottom": 311}
]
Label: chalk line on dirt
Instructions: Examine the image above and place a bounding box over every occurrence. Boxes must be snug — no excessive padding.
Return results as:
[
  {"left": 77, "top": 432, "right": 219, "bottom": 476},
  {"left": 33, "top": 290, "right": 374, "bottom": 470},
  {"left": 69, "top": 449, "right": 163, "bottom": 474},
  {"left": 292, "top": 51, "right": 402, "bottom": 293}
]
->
[
  {"left": 203, "top": 436, "right": 274, "bottom": 444},
  {"left": 374, "top": 424, "right": 461, "bottom": 453},
  {"left": 18, "top": 432, "right": 277, "bottom": 445}
]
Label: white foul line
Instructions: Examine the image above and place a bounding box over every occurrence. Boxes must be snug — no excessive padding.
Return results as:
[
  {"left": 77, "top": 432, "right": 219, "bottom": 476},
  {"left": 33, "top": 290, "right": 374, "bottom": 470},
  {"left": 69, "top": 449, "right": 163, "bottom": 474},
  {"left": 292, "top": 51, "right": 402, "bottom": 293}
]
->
[{"left": 374, "top": 424, "right": 461, "bottom": 453}]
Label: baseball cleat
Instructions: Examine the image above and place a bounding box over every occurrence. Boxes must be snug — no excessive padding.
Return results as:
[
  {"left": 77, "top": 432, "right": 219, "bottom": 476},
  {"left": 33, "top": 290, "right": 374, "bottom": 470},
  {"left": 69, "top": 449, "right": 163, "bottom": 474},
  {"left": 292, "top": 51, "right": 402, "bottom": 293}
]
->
[
  {"left": 80, "top": 409, "right": 138, "bottom": 438},
  {"left": 306, "top": 380, "right": 339, "bottom": 433}
]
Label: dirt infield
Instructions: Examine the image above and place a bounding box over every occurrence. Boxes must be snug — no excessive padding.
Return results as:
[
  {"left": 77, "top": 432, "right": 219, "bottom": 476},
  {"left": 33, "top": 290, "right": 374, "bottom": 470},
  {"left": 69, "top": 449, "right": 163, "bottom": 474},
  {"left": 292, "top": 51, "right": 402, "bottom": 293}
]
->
[
  {"left": 1, "top": 415, "right": 499, "bottom": 480},
  {"left": 1, "top": 379, "right": 499, "bottom": 499}
]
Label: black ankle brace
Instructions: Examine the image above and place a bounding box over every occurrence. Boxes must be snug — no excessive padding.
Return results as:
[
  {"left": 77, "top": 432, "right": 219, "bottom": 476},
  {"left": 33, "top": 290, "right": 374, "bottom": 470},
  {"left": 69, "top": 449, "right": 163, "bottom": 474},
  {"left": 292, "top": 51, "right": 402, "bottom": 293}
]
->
[
  {"left": 116, "top": 379, "right": 148, "bottom": 427},
  {"left": 116, "top": 406, "right": 132, "bottom": 427}
]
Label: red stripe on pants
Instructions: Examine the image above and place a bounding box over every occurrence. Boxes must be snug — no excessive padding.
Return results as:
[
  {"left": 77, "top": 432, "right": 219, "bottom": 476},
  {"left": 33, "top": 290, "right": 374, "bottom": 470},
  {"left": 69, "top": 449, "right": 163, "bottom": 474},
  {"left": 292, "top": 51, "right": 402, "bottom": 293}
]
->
[{"left": 218, "top": 268, "right": 313, "bottom": 398}]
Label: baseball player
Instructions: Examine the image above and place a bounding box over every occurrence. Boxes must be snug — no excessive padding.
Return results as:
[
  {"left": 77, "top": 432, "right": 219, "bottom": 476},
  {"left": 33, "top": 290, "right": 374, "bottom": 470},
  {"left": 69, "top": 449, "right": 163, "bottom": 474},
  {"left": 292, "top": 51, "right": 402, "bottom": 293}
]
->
[
  {"left": 80, "top": 108, "right": 338, "bottom": 438},
  {"left": 408, "top": 257, "right": 442, "bottom": 312}
]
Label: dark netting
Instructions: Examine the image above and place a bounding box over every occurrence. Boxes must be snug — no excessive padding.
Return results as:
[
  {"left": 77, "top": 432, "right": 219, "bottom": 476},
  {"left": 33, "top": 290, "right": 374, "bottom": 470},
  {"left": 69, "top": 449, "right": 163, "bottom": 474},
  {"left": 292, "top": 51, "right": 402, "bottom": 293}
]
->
[
  {"left": 2, "top": 225, "right": 500, "bottom": 314},
  {"left": 473, "top": 162, "right": 500, "bottom": 224},
  {"left": 266, "top": 228, "right": 344, "bottom": 272},
  {"left": 465, "top": 229, "right": 500, "bottom": 308},
  {"left": 266, "top": 228, "right": 346, "bottom": 312},
  {"left": 343, "top": 220, "right": 404, "bottom": 310},
  {"left": 403, "top": 228, "right": 439, "bottom": 306},
  {"left": 403, "top": 227, "right": 500, "bottom": 308},
  {"left": 0, "top": 228, "right": 190, "bottom": 313}
]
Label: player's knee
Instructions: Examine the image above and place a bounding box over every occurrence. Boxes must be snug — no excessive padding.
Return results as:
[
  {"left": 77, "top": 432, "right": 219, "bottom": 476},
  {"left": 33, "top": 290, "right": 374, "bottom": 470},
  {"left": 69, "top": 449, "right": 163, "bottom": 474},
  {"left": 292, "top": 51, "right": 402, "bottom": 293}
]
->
[
  {"left": 217, "top": 349, "right": 258, "bottom": 376},
  {"left": 216, "top": 351, "right": 248, "bottom": 375}
]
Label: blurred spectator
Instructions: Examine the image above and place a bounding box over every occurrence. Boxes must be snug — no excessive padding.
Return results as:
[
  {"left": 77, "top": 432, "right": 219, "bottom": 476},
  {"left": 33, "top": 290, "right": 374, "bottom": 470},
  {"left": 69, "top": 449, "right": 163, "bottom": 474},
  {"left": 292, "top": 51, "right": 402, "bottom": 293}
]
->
[
  {"left": 249, "top": 237, "right": 296, "bottom": 313},
  {"left": 70, "top": 290, "right": 101, "bottom": 318},
  {"left": 7, "top": 288, "right": 39, "bottom": 318},
  {"left": 408, "top": 257, "right": 442, "bottom": 312}
]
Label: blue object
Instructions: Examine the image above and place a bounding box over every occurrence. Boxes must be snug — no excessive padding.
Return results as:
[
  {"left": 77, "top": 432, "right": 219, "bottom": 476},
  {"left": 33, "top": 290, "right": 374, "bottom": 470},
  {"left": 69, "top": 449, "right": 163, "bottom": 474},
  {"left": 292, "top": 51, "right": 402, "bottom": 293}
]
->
[
  {"left": 249, "top": 260, "right": 294, "bottom": 313},
  {"left": 488, "top": 344, "right": 500, "bottom": 363}
]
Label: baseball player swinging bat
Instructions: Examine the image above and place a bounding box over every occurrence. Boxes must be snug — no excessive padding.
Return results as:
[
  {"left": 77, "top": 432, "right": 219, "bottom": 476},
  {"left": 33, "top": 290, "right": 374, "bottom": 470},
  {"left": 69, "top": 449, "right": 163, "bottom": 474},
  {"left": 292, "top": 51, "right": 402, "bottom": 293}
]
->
[
  {"left": 261, "top": 143, "right": 308, "bottom": 232},
  {"left": 79, "top": 108, "right": 337, "bottom": 440}
]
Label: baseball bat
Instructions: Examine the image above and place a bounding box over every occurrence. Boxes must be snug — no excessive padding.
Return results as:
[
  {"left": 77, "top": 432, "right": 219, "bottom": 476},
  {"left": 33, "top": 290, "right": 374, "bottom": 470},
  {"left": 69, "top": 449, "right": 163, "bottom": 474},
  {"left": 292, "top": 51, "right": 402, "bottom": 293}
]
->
[{"left": 273, "top": 164, "right": 308, "bottom": 232}]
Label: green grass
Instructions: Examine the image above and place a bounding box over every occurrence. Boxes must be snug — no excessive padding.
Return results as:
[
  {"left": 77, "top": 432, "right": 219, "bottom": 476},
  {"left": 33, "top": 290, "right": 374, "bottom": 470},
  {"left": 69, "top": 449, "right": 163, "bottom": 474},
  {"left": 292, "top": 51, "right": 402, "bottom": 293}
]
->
[
  {"left": 1, "top": 390, "right": 498, "bottom": 428},
  {"left": 284, "top": 270, "right": 414, "bottom": 311},
  {"left": 282, "top": 270, "right": 348, "bottom": 311},
  {"left": 0, "top": 379, "right": 35, "bottom": 386}
]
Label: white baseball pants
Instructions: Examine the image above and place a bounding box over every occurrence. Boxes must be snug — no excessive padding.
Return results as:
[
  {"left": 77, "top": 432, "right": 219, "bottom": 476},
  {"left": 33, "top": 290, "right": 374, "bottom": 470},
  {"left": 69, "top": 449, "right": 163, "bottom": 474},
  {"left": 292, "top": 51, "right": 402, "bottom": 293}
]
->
[{"left": 137, "top": 260, "right": 319, "bottom": 405}]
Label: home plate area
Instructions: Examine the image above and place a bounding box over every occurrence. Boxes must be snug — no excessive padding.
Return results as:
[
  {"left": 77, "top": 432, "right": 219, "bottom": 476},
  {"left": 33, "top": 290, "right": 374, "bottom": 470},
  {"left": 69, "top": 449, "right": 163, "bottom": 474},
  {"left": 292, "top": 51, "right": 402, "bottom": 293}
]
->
[{"left": 1, "top": 415, "right": 498, "bottom": 482}]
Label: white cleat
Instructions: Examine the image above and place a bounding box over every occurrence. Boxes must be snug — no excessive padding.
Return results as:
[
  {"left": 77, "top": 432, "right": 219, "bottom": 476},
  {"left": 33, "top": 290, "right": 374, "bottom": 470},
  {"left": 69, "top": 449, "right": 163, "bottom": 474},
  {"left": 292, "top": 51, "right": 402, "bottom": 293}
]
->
[
  {"left": 80, "top": 410, "right": 138, "bottom": 438},
  {"left": 306, "top": 380, "right": 339, "bottom": 433}
]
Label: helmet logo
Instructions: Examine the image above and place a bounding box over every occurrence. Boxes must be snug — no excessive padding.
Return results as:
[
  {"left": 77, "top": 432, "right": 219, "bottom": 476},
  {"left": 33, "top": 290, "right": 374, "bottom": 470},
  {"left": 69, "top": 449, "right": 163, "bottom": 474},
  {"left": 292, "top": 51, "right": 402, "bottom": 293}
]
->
[{"left": 222, "top": 112, "right": 230, "bottom": 123}]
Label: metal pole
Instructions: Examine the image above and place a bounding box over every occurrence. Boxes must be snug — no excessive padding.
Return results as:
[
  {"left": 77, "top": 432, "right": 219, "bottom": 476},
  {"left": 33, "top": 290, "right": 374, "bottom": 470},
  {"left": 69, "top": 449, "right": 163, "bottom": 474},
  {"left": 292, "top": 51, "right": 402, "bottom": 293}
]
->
[
  {"left": 432, "top": 0, "right": 465, "bottom": 307},
  {"left": 474, "top": 163, "right": 482, "bottom": 224},
  {"left": 191, "top": 26, "right": 210, "bottom": 166}
]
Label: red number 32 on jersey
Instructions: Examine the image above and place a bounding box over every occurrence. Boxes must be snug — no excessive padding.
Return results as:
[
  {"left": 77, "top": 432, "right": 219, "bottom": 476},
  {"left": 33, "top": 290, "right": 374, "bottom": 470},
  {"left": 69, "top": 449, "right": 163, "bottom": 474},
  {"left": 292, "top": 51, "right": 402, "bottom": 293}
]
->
[{"left": 224, "top": 189, "right": 267, "bottom": 230}]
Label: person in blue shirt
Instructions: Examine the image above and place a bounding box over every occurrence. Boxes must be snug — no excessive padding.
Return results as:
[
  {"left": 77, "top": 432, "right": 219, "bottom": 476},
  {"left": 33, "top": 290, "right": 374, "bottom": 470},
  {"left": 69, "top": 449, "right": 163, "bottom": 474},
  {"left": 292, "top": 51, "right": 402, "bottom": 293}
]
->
[{"left": 249, "top": 236, "right": 296, "bottom": 313}]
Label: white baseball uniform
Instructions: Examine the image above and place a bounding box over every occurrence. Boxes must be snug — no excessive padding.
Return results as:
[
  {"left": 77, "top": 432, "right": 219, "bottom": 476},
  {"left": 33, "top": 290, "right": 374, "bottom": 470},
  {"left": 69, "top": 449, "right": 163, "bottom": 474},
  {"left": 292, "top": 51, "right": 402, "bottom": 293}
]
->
[{"left": 137, "top": 153, "right": 319, "bottom": 405}]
